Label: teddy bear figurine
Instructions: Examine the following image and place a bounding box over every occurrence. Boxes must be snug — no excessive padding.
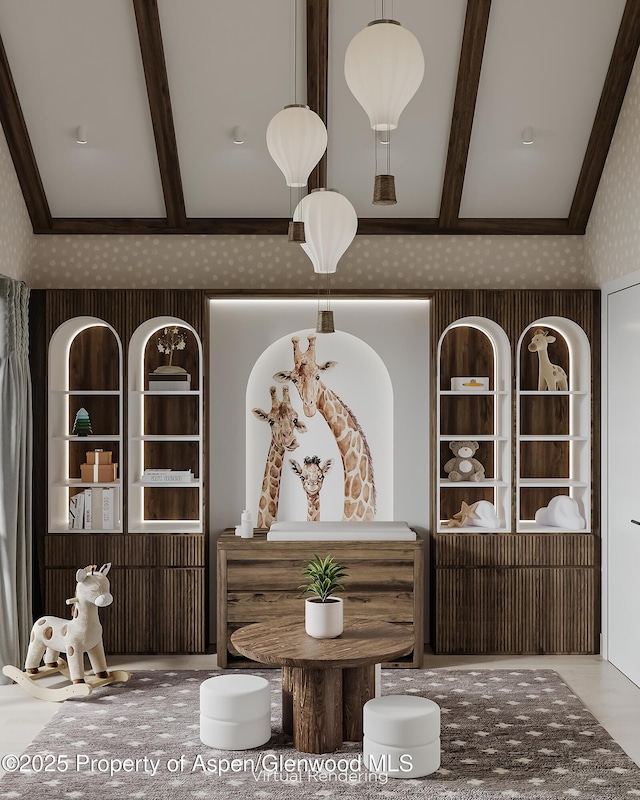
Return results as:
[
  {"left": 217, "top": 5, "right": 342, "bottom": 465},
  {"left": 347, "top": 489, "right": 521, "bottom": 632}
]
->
[{"left": 444, "top": 440, "right": 485, "bottom": 482}]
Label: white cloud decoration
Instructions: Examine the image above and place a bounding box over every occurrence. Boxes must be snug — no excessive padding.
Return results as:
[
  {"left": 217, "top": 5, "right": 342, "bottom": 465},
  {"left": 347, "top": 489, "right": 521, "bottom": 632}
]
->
[{"left": 535, "top": 495, "right": 585, "bottom": 529}]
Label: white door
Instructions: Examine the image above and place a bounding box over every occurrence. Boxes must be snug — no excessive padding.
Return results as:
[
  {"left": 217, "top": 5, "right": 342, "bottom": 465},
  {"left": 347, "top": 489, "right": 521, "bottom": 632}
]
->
[{"left": 607, "top": 283, "right": 640, "bottom": 688}]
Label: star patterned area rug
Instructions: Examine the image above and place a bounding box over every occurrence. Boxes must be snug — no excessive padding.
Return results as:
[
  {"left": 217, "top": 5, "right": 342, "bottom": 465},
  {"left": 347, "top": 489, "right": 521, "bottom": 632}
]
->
[{"left": 1, "top": 668, "right": 639, "bottom": 800}]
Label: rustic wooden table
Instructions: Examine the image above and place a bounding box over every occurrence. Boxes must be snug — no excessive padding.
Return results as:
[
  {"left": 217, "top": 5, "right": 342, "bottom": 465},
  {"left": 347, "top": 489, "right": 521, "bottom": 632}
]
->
[{"left": 230, "top": 618, "right": 414, "bottom": 754}]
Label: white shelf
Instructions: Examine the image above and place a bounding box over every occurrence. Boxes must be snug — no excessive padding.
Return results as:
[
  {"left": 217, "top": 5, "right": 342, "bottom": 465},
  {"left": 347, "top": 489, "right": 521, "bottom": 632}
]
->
[
  {"left": 436, "top": 318, "right": 512, "bottom": 536},
  {"left": 440, "top": 479, "right": 508, "bottom": 488},
  {"left": 519, "top": 435, "right": 587, "bottom": 442},
  {"left": 136, "top": 390, "right": 201, "bottom": 396},
  {"left": 54, "top": 389, "right": 120, "bottom": 396},
  {"left": 519, "top": 478, "right": 587, "bottom": 488},
  {"left": 439, "top": 390, "right": 508, "bottom": 396},
  {"left": 49, "top": 527, "right": 122, "bottom": 535},
  {"left": 517, "top": 520, "right": 590, "bottom": 534},
  {"left": 55, "top": 434, "right": 121, "bottom": 441},
  {"left": 132, "top": 434, "right": 200, "bottom": 442},
  {"left": 437, "top": 525, "right": 509, "bottom": 534},
  {"left": 128, "top": 521, "right": 203, "bottom": 534},
  {"left": 439, "top": 434, "right": 508, "bottom": 442},
  {"left": 128, "top": 317, "right": 204, "bottom": 535},
  {"left": 61, "top": 479, "right": 121, "bottom": 488},
  {"left": 519, "top": 390, "right": 587, "bottom": 396},
  {"left": 48, "top": 317, "right": 125, "bottom": 535},
  {"left": 137, "top": 480, "right": 201, "bottom": 487}
]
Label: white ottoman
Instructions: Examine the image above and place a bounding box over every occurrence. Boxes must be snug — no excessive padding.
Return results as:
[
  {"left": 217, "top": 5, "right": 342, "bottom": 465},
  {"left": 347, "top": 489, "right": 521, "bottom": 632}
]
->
[
  {"left": 200, "top": 674, "right": 271, "bottom": 750},
  {"left": 363, "top": 695, "right": 440, "bottom": 778}
]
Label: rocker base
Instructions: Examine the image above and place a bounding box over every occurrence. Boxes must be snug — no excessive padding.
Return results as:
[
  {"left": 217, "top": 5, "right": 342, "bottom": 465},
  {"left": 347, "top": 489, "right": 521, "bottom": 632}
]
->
[{"left": 2, "top": 659, "right": 131, "bottom": 702}]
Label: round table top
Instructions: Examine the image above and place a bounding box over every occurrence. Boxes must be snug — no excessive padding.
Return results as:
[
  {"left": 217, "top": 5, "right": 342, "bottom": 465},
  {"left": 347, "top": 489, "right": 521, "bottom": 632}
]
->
[{"left": 230, "top": 618, "right": 414, "bottom": 669}]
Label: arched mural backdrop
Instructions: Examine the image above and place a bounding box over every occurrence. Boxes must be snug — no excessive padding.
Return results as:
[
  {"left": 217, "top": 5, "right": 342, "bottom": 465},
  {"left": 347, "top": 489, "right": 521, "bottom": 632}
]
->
[{"left": 246, "top": 329, "right": 393, "bottom": 525}]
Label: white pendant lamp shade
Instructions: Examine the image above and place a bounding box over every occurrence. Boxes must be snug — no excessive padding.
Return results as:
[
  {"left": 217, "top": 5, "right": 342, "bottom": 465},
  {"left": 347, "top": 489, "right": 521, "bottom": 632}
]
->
[
  {"left": 344, "top": 20, "right": 425, "bottom": 130},
  {"left": 294, "top": 189, "right": 358, "bottom": 274},
  {"left": 266, "top": 104, "right": 328, "bottom": 187}
]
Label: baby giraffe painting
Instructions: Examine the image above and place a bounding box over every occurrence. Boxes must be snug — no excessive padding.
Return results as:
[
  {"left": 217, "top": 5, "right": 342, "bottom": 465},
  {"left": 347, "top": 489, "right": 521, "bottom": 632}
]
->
[{"left": 290, "top": 455, "right": 332, "bottom": 521}]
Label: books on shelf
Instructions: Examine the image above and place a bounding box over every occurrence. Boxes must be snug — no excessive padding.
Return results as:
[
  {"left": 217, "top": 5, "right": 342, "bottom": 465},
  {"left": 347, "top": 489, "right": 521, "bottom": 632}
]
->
[
  {"left": 69, "top": 487, "right": 115, "bottom": 530},
  {"left": 142, "top": 468, "right": 194, "bottom": 484}
]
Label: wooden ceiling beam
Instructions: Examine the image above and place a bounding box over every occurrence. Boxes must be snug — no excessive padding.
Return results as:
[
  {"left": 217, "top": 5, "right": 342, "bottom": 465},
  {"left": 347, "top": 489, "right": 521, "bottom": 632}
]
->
[
  {"left": 307, "top": 0, "right": 329, "bottom": 191},
  {"left": 45, "top": 216, "right": 579, "bottom": 236},
  {"left": 132, "top": 0, "right": 187, "bottom": 229},
  {"left": 569, "top": 0, "right": 640, "bottom": 231},
  {"left": 438, "top": 0, "right": 492, "bottom": 230},
  {"left": 0, "top": 31, "right": 51, "bottom": 231},
  {"left": 48, "top": 218, "right": 291, "bottom": 236}
]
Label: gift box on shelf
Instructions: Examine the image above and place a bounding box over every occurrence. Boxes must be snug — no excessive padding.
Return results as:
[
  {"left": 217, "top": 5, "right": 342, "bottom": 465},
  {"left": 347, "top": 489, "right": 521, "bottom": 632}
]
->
[
  {"left": 148, "top": 372, "right": 191, "bottom": 391},
  {"left": 86, "top": 449, "right": 112, "bottom": 464},
  {"left": 80, "top": 462, "right": 118, "bottom": 483}
]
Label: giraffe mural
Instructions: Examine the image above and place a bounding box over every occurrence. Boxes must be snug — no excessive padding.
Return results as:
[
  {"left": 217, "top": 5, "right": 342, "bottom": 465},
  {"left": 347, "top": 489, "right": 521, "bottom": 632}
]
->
[
  {"left": 274, "top": 335, "right": 376, "bottom": 521},
  {"left": 290, "top": 455, "right": 333, "bottom": 521},
  {"left": 252, "top": 385, "right": 307, "bottom": 529}
]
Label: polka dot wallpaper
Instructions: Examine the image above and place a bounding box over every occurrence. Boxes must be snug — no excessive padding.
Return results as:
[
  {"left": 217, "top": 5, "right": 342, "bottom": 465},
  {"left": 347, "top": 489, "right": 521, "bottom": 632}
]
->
[
  {"left": 0, "top": 125, "right": 34, "bottom": 283},
  {"left": 585, "top": 52, "right": 640, "bottom": 286},
  {"left": 26, "top": 232, "right": 588, "bottom": 290}
]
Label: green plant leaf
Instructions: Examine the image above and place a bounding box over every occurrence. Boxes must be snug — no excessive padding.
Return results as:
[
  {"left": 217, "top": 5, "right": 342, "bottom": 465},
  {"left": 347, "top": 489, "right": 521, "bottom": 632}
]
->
[{"left": 299, "top": 554, "right": 349, "bottom": 603}]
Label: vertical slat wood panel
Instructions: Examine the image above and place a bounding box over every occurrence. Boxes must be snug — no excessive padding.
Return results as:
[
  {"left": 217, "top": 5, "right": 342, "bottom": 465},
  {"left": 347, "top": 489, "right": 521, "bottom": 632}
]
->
[
  {"left": 431, "top": 290, "right": 600, "bottom": 654},
  {"left": 37, "top": 291, "right": 209, "bottom": 654}
]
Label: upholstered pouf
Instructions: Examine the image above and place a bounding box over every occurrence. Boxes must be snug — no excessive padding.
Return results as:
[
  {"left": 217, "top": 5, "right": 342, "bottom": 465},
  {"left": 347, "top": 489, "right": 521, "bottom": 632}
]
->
[
  {"left": 363, "top": 695, "right": 440, "bottom": 778},
  {"left": 200, "top": 674, "right": 271, "bottom": 750}
]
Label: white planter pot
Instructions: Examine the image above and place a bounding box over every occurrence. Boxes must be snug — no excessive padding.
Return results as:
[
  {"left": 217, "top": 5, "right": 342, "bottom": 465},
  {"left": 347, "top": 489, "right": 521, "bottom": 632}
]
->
[{"left": 305, "top": 597, "right": 343, "bottom": 638}]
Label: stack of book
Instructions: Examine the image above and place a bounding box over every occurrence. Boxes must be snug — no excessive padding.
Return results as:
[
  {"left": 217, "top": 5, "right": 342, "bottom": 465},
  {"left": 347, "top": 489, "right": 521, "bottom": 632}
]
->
[
  {"left": 69, "top": 487, "right": 116, "bottom": 530},
  {"left": 141, "top": 468, "right": 194, "bottom": 484}
]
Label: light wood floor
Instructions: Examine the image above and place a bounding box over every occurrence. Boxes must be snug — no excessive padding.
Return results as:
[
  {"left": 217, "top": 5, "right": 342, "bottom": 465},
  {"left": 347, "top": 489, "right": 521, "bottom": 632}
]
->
[{"left": 1, "top": 652, "right": 639, "bottom": 775}]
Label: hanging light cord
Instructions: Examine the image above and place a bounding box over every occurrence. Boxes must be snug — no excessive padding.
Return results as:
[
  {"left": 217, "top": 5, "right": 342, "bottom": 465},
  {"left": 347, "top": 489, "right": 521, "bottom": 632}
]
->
[
  {"left": 293, "top": 0, "right": 298, "bottom": 104},
  {"left": 316, "top": 271, "right": 331, "bottom": 312}
]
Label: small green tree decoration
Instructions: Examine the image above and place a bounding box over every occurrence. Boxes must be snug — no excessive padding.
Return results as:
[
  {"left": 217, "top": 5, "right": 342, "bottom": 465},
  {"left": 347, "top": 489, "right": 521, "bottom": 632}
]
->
[
  {"left": 72, "top": 407, "right": 92, "bottom": 437},
  {"left": 300, "top": 554, "right": 348, "bottom": 603},
  {"left": 155, "top": 326, "right": 187, "bottom": 373}
]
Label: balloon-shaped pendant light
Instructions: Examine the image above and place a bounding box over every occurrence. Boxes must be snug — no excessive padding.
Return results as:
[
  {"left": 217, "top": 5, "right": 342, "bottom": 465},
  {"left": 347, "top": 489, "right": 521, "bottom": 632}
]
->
[
  {"left": 293, "top": 189, "right": 358, "bottom": 274},
  {"left": 266, "top": 0, "right": 328, "bottom": 241},
  {"left": 266, "top": 105, "right": 327, "bottom": 188},
  {"left": 344, "top": 18, "right": 424, "bottom": 204}
]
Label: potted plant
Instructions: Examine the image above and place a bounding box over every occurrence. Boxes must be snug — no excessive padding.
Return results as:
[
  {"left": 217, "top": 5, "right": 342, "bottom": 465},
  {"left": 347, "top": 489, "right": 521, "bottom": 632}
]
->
[{"left": 300, "top": 554, "right": 348, "bottom": 639}]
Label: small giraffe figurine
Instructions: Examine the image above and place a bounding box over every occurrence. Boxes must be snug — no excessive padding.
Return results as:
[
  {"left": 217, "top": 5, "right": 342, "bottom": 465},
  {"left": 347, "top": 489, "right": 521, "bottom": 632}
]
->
[
  {"left": 527, "top": 328, "right": 568, "bottom": 391},
  {"left": 274, "top": 335, "right": 376, "bottom": 521},
  {"left": 252, "top": 385, "right": 307, "bottom": 529},
  {"left": 290, "top": 455, "right": 333, "bottom": 521}
]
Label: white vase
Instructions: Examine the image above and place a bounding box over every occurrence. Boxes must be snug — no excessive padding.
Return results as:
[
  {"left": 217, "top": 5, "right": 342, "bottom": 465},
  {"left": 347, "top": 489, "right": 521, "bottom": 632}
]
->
[{"left": 305, "top": 597, "right": 343, "bottom": 638}]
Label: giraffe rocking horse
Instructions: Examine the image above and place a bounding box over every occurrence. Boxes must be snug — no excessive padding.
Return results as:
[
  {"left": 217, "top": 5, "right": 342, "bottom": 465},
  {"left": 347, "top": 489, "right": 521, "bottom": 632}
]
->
[{"left": 2, "top": 564, "right": 130, "bottom": 701}]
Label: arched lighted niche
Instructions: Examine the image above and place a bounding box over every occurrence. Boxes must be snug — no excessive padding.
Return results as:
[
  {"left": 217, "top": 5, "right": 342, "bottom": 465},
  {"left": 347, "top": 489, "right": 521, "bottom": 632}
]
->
[
  {"left": 48, "top": 317, "right": 123, "bottom": 533},
  {"left": 436, "top": 316, "right": 511, "bottom": 532},
  {"left": 516, "top": 316, "right": 591, "bottom": 532},
  {"left": 246, "top": 329, "right": 393, "bottom": 525}
]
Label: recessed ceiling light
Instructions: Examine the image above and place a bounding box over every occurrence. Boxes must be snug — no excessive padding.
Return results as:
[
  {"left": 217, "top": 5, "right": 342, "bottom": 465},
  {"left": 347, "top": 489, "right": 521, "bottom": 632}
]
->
[{"left": 232, "top": 125, "right": 245, "bottom": 145}]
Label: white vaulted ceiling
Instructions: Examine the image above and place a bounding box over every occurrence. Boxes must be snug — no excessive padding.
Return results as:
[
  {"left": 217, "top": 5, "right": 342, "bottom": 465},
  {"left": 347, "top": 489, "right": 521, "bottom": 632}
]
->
[{"left": 0, "top": 0, "right": 637, "bottom": 236}]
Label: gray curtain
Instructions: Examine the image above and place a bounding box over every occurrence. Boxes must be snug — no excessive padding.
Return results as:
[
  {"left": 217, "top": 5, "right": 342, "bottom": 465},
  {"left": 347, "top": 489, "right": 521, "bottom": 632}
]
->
[{"left": 0, "top": 275, "right": 32, "bottom": 683}]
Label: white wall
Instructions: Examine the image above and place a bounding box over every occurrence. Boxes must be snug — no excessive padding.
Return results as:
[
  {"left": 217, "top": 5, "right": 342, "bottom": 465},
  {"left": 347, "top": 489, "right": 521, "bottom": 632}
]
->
[{"left": 209, "top": 297, "right": 430, "bottom": 642}]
